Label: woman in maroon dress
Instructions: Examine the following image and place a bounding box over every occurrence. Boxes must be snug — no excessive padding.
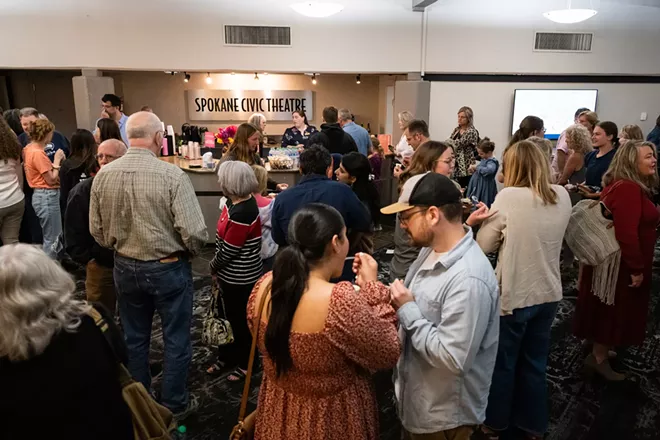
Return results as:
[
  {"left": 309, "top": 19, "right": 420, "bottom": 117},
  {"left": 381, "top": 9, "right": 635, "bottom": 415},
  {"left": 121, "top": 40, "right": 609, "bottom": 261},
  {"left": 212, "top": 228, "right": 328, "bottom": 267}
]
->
[{"left": 574, "top": 140, "right": 659, "bottom": 380}]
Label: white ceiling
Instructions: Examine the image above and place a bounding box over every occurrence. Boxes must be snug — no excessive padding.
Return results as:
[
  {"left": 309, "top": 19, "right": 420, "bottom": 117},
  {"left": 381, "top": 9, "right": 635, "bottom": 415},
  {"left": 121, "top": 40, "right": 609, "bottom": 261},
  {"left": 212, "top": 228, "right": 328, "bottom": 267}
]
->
[{"left": 1, "top": 0, "right": 659, "bottom": 28}]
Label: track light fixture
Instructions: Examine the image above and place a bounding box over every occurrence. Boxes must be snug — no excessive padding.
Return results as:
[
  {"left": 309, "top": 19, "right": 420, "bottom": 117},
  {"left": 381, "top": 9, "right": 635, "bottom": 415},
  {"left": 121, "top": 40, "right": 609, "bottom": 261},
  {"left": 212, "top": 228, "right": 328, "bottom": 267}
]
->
[
  {"left": 205, "top": 73, "right": 212, "bottom": 84},
  {"left": 356, "top": 74, "right": 361, "bottom": 84},
  {"left": 312, "top": 73, "right": 317, "bottom": 85},
  {"left": 184, "top": 72, "right": 190, "bottom": 83},
  {"left": 254, "top": 72, "right": 260, "bottom": 80}
]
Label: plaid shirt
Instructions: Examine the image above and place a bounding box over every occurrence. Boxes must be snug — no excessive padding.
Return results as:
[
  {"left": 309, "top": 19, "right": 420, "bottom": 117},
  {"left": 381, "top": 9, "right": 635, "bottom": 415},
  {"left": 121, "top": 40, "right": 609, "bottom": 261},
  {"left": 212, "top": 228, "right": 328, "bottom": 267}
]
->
[{"left": 90, "top": 148, "right": 208, "bottom": 261}]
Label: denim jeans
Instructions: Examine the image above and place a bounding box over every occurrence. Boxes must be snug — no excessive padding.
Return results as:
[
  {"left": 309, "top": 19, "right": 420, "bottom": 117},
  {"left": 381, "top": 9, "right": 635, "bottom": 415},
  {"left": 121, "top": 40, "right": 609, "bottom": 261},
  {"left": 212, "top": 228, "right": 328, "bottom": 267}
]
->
[
  {"left": 485, "top": 301, "right": 559, "bottom": 437},
  {"left": 114, "top": 255, "right": 193, "bottom": 412},
  {"left": 31, "top": 189, "right": 62, "bottom": 258}
]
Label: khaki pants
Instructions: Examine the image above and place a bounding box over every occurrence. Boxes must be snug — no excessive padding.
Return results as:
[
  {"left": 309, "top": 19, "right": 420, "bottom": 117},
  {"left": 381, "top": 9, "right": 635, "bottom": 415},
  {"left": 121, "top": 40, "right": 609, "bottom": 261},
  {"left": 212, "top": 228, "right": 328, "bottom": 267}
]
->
[
  {"left": 0, "top": 199, "right": 24, "bottom": 245},
  {"left": 404, "top": 426, "right": 475, "bottom": 440},
  {"left": 86, "top": 259, "right": 117, "bottom": 314}
]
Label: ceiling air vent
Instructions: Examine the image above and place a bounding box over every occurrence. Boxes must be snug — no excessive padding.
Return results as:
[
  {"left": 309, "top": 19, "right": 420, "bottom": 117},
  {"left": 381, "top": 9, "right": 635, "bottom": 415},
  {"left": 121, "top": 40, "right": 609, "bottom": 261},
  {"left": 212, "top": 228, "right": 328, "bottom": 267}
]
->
[
  {"left": 224, "top": 25, "right": 291, "bottom": 47},
  {"left": 534, "top": 32, "right": 593, "bottom": 52}
]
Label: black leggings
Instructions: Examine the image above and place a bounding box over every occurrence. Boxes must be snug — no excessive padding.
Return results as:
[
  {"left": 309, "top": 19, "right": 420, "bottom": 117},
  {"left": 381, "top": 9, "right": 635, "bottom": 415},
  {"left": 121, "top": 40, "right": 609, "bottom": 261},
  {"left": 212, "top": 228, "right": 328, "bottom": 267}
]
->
[{"left": 216, "top": 280, "right": 256, "bottom": 370}]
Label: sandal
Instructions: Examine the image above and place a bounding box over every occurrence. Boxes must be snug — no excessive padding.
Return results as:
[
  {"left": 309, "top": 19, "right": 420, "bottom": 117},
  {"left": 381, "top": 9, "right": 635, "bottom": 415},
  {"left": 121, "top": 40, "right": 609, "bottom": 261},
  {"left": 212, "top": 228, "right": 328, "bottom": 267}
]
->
[
  {"left": 206, "top": 361, "right": 228, "bottom": 376},
  {"left": 227, "top": 367, "right": 248, "bottom": 382}
]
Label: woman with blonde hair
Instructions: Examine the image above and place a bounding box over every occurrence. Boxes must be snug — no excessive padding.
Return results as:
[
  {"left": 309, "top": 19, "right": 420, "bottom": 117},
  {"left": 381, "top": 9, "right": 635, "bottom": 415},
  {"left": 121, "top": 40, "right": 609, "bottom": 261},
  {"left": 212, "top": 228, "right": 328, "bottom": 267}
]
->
[
  {"left": 450, "top": 106, "right": 481, "bottom": 187},
  {"left": 395, "top": 110, "right": 415, "bottom": 157},
  {"left": 251, "top": 164, "right": 278, "bottom": 272},
  {"left": 557, "top": 124, "right": 593, "bottom": 201},
  {"left": 0, "top": 117, "right": 24, "bottom": 245},
  {"left": 578, "top": 111, "right": 599, "bottom": 134},
  {"left": 23, "top": 119, "right": 66, "bottom": 258},
  {"left": 619, "top": 124, "right": 644, "bottom": 145},
  {"left": 468, "top": 141, "right": 572, "bottom": 440},
  {"left": 0, "top": 244, "right": 133, "bottom": 439},
  {"left": 248, "top": 113, "right": 267, "bottom": 155},
  {"left": 573, "top": 141, "right": 659, "bottom": 381}
]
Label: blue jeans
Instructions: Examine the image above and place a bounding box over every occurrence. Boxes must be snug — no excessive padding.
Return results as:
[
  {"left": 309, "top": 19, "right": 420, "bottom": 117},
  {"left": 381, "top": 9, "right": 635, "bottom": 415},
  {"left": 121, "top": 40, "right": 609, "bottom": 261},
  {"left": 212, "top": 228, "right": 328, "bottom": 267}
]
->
[
  {"left": 114, "top": 255, "right": 193, "bottom": 412},
  {"left": 485, "top": 301, "right": 559, "bottom": 437},
  {"left": 31, "top": 189, "right": 62, "bottom": 258}
]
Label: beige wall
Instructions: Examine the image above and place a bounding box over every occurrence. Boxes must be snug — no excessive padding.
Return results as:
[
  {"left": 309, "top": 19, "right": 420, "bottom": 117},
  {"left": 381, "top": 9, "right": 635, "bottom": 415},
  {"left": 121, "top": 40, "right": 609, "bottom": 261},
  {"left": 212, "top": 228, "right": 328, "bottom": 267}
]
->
[
  {"left": 6, "top": 70, "right": 78, "bottom": 137},
  {"left": 108, "top": 71, "right": 385, "bottom": 137}
]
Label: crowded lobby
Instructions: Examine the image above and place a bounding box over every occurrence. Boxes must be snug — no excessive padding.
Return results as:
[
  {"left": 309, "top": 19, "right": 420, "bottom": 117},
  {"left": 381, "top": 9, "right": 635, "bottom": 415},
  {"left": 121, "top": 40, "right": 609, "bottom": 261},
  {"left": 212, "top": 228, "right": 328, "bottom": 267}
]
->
[{"left": 2, "top": 0, "right": 660, "bottom": 439}]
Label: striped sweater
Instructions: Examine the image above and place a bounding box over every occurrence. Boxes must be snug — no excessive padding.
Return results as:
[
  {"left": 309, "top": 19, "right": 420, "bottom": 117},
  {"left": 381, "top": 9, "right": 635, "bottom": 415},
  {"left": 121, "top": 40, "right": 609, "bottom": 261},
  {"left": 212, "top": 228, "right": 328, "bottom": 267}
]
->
[{"left": 210, "top": 196, "right": 263, "bottom": 285}]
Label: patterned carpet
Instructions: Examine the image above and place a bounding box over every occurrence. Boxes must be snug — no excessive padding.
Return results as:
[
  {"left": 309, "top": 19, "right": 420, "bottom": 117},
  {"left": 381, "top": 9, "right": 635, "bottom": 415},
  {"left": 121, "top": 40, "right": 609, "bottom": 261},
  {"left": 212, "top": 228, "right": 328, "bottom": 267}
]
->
[{"left": 71, "top": 231, "right": 660, "bottom": 440}]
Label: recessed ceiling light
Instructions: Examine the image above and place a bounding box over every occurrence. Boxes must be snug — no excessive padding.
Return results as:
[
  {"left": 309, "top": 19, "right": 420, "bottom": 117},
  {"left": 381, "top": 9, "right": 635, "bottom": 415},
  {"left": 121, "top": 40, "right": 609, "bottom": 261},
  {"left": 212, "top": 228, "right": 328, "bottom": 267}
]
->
[
  {"left": 290, "top": 2, "right": 344, "bottom": 18},
  {"left": 543, "top": 8, "right": 597, "bottom": 24}
]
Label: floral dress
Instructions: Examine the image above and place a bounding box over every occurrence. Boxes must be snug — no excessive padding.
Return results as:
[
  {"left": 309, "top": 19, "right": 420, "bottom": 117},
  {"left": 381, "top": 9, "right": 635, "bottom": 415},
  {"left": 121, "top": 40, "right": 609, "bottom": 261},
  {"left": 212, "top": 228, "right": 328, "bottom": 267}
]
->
[
  {"left": 450, "top": 126, "right": 480, "bottom": 180},
  {"left": 247, "top": 276, "right": 400, "bottom": 440}
]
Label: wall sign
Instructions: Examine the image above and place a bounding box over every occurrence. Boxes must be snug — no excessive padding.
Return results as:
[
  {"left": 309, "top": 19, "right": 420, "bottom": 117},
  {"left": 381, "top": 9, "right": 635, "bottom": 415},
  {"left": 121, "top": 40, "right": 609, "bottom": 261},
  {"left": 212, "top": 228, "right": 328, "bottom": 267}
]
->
[{"left": 186, "top": 90, "right": 314, "bottom": 122}]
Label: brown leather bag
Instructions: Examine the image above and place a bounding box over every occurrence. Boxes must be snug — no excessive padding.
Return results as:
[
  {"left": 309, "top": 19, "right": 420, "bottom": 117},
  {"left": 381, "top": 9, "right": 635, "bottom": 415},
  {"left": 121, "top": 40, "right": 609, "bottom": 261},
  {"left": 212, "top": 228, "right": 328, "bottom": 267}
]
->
[{"left": 229, "top": 290, "right": 269, "bottom": 440}]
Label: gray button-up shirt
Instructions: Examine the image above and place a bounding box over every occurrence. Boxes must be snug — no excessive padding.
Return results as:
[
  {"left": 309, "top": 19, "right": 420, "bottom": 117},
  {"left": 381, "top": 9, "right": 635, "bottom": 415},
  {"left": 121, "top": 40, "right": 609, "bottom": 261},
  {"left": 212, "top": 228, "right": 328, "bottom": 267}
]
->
[{"left": 394, "top": 228, "right": 500, "bottom": 434}]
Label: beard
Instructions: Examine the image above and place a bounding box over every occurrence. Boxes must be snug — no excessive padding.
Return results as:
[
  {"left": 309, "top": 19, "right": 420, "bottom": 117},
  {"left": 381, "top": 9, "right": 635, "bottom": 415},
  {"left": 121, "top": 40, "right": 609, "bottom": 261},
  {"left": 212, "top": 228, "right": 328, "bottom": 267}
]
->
[{"left": 406, "top": 227, "right": 434, "bottom": 248}]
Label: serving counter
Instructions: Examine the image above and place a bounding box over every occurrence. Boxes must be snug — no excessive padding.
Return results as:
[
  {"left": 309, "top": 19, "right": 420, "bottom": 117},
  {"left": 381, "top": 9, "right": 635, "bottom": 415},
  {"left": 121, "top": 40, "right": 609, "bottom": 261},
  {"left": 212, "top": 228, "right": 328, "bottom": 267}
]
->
[{"left": 159, "top": 156, "right": 301, "bottom": 243}]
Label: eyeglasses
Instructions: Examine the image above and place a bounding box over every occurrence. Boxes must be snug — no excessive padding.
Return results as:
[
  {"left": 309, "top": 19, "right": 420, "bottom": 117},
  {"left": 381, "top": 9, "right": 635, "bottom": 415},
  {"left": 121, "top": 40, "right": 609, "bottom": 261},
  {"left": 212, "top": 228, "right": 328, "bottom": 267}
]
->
[
  {"left": 397, "top": 207, "right": 428, "bottom": 225},
  {"left": 435, "top": 156, "right": 456, "bottom": 165},
  {"left": 96, "top": 153, "right": 118, "bottom": 161}
]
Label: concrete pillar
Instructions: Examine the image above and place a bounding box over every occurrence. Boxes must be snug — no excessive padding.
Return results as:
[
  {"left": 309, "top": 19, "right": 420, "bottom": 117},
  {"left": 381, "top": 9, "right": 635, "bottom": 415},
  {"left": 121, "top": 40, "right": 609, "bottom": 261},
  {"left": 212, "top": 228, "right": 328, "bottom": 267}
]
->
[
  {"left": 392, "top": 79, "right": 431, "bottom": 141},
  {"left": 72, "top": 70, "right": 115, "bottom": 131}
]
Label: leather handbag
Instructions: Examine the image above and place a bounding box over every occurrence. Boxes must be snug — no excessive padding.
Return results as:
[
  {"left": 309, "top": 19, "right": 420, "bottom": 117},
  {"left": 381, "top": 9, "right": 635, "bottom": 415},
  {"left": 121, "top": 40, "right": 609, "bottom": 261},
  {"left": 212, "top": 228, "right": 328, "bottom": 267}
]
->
[
  {"left": 88, "top": 307, "right": 176, "bottom": 440},
  {"left": 229, "top": 289, "right": 269, "bottom": 440},
  {"left": 202, "top": 280, "right": 235, "bottom": 347}
]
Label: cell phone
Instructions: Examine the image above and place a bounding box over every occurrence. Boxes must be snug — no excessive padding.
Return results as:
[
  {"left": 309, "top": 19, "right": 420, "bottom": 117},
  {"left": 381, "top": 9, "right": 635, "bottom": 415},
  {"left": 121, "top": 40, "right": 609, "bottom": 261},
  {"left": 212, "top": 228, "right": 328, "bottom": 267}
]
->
[{"left": 470, "top": 195, "right": 480, "bottom": 207}]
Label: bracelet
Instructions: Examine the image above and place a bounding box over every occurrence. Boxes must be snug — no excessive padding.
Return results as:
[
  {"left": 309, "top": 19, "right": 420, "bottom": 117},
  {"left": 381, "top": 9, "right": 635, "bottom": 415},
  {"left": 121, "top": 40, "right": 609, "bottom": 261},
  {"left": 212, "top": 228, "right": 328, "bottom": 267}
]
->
[{"left": 52, "top": 166, "right": 61, "bottom": 170}]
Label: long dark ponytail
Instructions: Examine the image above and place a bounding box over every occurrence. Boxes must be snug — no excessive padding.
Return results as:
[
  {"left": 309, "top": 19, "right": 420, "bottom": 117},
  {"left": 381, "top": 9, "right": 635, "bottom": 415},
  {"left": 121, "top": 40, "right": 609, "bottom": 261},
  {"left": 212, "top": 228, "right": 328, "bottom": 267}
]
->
[
  {"left": 510, "top": 115, "right": 544, "bottom": 146},
  {"left": 265, "top": 203, "right": 346, "bottom": 378}
]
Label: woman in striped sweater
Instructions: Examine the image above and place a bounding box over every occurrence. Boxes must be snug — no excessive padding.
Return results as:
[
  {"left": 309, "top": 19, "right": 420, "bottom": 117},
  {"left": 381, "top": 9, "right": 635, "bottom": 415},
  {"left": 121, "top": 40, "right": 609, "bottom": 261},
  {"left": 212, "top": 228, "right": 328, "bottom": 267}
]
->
[{"left": 208, "top": 161, "right": 263, "bottom": 381}]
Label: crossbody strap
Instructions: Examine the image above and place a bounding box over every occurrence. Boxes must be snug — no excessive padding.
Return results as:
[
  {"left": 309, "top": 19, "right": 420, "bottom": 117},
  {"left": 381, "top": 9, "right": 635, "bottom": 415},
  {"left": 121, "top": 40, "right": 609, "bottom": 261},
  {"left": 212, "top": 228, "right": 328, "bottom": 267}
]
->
[
  {"left": 87, "top": 306, "right": 135, "bottom": 387},
  {"left": 237, "top": 287, "right": 270, "bottom": 422}
]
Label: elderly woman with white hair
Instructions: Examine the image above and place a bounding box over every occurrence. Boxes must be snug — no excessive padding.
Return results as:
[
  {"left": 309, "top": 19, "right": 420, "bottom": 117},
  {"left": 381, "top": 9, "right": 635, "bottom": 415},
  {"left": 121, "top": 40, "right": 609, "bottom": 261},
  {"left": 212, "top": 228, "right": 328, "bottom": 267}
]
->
[
  {"left": 248, "top": 113, "right": 267, "bottom": 156},
  {"left": 0, "top": 244, "right": 133, "bottom": 440},
  {"left": 207, "top": 160, "right": 263, "bottom": 381}
]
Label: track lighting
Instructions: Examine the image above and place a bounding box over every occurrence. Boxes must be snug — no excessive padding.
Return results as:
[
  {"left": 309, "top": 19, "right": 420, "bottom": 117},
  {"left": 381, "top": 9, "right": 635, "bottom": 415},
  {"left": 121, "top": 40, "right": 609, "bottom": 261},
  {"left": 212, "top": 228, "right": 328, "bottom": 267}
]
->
[
  {"left": 205, "top": 73, "right": 212, "bottom": 84},
  {"left": 184, "top": 72, "right": 190, "bottom": 83},
  {"left": 254, "top": 72, "right": 260, "bottom": 80},
  {"left": 356, "top": 74, "right": 361, "bottom": 85},
  {"left": 312, "top": 73, "right": 317, "bottom": 85}
]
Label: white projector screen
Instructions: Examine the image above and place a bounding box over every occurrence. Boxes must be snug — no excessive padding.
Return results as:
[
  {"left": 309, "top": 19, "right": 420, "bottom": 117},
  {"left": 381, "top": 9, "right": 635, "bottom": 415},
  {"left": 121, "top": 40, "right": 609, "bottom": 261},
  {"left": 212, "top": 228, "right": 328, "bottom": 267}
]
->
[{"left": 512, "top": 89, "right": 598, "bottom": 140}]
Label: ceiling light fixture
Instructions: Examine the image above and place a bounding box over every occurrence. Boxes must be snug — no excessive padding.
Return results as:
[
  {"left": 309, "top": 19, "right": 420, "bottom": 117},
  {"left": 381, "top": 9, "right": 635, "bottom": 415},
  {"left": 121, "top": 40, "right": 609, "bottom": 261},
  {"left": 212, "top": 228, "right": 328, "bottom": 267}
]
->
[
  {"left": 544, "top": 0, "right": 597, "bottom": 24},
  {"left": 290, "top": 2, "right": 344, "bottom": 18},
  {"left": 231, "top": 72, "right": 236, "bottom": 75},
  {"left": 356, "top": 74, "right": 361, "bottom": 85},
  {"left": 205, "top": 73, "right": 213, "bottom": 84},
  {"left": 311, "top": 73, "right": 317, "bottom": 85},
  {"left": 254, "top": 72, "right": 260, "bottom": 80},
  {"left": 183, "top": 72, "right": 190, "bottom": 83}
]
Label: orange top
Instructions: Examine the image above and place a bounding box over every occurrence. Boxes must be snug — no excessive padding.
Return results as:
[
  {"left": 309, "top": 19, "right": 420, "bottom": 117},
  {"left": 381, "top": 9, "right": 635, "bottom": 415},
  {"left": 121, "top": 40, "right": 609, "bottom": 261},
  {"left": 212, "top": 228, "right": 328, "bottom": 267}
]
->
[{"left": 23, "top": 144, "right": 58, "bottom": 189}]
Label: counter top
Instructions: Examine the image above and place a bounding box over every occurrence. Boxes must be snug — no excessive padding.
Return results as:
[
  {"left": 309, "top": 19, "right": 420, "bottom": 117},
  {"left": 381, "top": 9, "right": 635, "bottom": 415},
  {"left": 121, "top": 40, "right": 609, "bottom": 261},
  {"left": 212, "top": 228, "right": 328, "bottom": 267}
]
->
[{"left": 159, "top": 156, "right": 219, "bottom": 173}]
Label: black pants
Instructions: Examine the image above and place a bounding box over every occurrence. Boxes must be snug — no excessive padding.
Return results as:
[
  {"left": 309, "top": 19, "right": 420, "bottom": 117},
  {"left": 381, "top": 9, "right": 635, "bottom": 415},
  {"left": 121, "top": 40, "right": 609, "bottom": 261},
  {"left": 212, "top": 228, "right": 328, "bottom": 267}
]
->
[{"left": 217, "top": 279, "right": 256, "bottom": 370}]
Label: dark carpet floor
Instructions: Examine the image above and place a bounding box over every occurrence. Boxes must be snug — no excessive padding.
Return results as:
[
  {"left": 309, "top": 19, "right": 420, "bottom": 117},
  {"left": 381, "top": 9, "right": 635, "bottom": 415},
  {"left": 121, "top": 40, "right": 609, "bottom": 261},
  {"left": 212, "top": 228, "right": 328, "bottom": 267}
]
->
[{"left": 72, "top": 228, "right": 660, "bottom": 439}]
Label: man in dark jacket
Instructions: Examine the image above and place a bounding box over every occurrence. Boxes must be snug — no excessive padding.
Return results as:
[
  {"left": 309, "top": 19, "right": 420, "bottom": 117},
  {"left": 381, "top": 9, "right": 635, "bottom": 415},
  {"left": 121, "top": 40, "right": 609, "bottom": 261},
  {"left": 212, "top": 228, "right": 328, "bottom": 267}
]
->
[
  {"left": 65, "top": 139, "right": 126, "bottom": 313},
  {"left": 308, "top": 106, "right": 358, "bottom": 155}
]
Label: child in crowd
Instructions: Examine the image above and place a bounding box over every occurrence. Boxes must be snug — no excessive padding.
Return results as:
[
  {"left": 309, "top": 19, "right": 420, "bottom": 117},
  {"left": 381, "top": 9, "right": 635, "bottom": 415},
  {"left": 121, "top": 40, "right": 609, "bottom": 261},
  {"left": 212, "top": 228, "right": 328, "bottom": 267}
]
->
[
  {"left": 368, "top": 135, "right": 384, "bottom": 182},
  {"left": 251, "top": 165, "right": 278, "bottom": 272},
  {"left": 466, "top": 137, "right": 499, "bottom": 207},
  {"left": 336, "top": 152, "right": 381, "bottom": 240}
]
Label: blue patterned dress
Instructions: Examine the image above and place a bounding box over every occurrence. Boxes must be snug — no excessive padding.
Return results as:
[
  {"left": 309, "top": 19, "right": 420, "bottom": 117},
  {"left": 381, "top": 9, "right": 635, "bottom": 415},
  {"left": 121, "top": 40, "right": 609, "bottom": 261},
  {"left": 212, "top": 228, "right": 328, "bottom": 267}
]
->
[{"left": 466, "top": 157, "right": 499, "bottom": 207}]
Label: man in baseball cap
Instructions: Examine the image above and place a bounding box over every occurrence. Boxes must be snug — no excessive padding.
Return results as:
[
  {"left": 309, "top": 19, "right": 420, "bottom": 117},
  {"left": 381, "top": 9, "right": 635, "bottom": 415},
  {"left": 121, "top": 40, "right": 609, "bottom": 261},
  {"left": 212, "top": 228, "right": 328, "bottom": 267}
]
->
[{"left": 381, "top": 171, "right": 501, "bottom": 439}]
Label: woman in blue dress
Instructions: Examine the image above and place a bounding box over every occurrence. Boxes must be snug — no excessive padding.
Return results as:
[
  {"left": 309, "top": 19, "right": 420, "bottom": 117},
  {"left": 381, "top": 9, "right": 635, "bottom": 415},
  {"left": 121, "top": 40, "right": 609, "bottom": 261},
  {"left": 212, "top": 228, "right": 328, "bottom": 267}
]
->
[
  {"left": 281, "top": 109, "right": 318, "bottom": 148},
  {"left": 466, "top": 137, "right": 499, "bottom": 207}
]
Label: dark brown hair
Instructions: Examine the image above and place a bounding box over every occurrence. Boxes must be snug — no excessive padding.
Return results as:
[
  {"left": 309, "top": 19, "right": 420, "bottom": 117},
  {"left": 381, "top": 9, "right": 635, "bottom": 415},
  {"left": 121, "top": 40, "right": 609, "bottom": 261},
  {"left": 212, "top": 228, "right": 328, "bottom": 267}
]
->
[
  {"left": 96, "top": 118, "right": 122, "bottom": 143},
  {"left": 477, "top": 137, "right": 495, "bottom": 153},
  {"left": 399, "top": 141, "right": 453, "bottom": 191},
  {"left": 225, "top": 123, "right": 259, "bottom": 165},
  {"left": 322, "top": 106, "right": 339, "bottom": 124},
  {"left": 0, "top": 117, "right": 21, "bottom": 162},
  {"left": 509, "top": 116, "right": 544, "bottom": 146}
]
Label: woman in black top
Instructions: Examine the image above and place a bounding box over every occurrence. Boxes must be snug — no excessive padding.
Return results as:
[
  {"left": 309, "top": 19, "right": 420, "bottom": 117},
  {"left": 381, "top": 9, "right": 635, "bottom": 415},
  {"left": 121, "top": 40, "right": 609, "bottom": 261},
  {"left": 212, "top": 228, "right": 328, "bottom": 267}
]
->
[
  {"left": 59, "top": 129, "right": 98, "bottom": 219},
  {"left": 0, "top": 244, "right": 133, "bottom": 440},
  {"left": 579, "top": 121, "right": 619, "bottom": 200},
  {"left": 281, "top": 109, "right": 318, "bottom": 148}
]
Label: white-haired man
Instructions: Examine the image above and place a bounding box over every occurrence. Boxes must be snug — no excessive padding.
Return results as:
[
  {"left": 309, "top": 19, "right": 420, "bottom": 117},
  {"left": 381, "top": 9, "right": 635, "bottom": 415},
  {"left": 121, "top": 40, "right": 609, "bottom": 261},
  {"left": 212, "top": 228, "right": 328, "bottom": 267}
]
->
[
  {"left": 339, "top": 108, "right": 371, "bottom": 156},
  {"left": 90, "top": 112, "right": 207, "bottom": 418},
  {"left": 65, "top": 139, "right": 127, "bottom": 314}
]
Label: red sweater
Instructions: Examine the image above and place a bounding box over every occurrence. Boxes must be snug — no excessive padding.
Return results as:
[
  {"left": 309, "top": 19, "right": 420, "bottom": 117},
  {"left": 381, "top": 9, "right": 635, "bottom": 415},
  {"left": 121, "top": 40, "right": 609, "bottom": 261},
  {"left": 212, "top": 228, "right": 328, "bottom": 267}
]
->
[{"left": 210, "top": 196, "right": 263, "bottom": 285}]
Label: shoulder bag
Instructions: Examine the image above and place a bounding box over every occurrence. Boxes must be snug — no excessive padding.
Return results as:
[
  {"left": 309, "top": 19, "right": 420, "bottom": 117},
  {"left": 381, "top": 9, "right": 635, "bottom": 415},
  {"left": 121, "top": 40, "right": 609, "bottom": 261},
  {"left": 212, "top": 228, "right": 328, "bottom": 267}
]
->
[
  {"left": 229, "top": 287, "right": 270, "bottom": 440},
  {"left": 202, "top": 279, "right": 235, "bottom": 347},
  {"left": 88, "top": 307, "right": 176, "bottom": 440},
  {"left": 565, "top": 180, "right": 625, "bottom": 305}
]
